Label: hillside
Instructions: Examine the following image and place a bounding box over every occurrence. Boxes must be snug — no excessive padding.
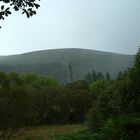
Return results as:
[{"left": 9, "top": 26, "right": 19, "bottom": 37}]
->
[{"left": 0, "top": 48, "right": 135, "bottom": 83}]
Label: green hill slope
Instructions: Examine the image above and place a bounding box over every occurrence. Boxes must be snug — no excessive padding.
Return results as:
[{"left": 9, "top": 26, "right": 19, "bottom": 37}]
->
[{"left": 0, "top": 48, "right": 135, "bottom": 83}]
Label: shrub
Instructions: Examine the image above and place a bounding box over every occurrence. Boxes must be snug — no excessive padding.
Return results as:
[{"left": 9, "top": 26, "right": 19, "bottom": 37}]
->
[{"left": 100, "top": 115, "right": 140, "bottom": 140}]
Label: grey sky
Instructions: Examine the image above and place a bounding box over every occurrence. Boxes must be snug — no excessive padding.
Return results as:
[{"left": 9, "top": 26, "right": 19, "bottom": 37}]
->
[{"left": 0, "top": 0, "right": 140, "bottom": 55}]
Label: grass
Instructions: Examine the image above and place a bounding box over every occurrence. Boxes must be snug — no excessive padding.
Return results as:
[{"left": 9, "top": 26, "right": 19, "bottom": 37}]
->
[
  {"left": 11, "top": 124, "right": 86, "bottom": 140},
  {"left": 51, "top": 129, "right": 96, "bottom": 140}
]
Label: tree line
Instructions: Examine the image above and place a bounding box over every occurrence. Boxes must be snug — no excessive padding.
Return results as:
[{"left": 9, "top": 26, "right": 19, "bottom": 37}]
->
[{"left": 84, "top": 70, "right": 111, "bottom": 83}]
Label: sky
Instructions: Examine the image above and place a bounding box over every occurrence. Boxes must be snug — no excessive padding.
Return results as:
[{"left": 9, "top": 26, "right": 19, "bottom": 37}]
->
[{"left": 0, "top": 0, "right": 140, "bottom": 55}]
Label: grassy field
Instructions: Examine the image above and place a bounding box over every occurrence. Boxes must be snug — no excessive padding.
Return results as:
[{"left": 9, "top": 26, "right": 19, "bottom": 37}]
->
[{"left": 11, "top": 124, "right": 85, "bottom": 140}]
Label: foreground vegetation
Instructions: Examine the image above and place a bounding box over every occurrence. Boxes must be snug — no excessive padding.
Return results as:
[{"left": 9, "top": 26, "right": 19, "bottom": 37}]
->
[
  {"left": 0, "top": 69, "right": 92, "bottom": 140},
  {"left": 51, "top": 49, "right": 140, "bottom": 140},
  {"left": 0, "top": 49, "right": 140, "bottom": 140}
]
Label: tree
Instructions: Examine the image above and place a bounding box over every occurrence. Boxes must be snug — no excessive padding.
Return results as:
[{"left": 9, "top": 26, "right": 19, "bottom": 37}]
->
[
  {"left": 68, "top": 63, "right": 74, "bottom": 83},
  {"left": 96, "top": 72, "right": 104, "bottom": 80},
  {"left": 22, "top": 73, "right": 59, "bottom": 90},
  {"left": 84, "top": 72, "right": 92, "bottom": 83},
  {"left": 92, "top": 70, "right": 97, "bottom": 81},
  {"left": 0, "top": 72, "right": 34, "bottom": 140},
  {"left": 33, "top": 86, "right": 60, "bottom": 124},
  {"left": 0, "top": 0, "right": 40, "bottom": 28},
  {"left": 87, "top": 48, "right": 140, "bottom": 138},
  {"left": 105, "top": 72, "right": 111, "bottom": 81},
  {"left": 117, "top": 71, "right": 123, "bottom": 80},
  {"left": 65, "top": 80, "right": 92, "bottom": 123},
  {"left": 123, "top": 48, "right": 140, "bottom": 114},
  {"left": 87, "top": 82, "right": 114, "bottom": 130},
  {"left": 84, "top": 70, "right": 105, "bottom": 83},
  {"left": 90, "top": 80, "right": 110, "bottom": 98}
]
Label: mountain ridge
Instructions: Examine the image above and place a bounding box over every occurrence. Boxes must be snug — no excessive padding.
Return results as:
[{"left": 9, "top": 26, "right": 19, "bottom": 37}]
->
[
  {"left": 0, "top": 48, "right": 135, "bottom": 57},
  {"left": 0, "top": 48, "right": 135, "bottom": 83}
]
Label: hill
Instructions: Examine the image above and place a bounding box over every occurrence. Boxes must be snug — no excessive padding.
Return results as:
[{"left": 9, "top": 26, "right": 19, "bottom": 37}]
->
[{"left": 0, "top": 48, "right": 135, "bottom": 83}]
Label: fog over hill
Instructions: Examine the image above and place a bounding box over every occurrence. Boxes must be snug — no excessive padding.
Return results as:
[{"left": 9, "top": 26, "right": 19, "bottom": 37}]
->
[{"left": 0, "top": 48, "right": 135, "bottom": 83}]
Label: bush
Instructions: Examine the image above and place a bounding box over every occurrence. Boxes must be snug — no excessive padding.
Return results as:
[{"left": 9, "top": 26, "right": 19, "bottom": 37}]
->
[{"left": 100, "top": 115, "right": 140, "bottom": 140}]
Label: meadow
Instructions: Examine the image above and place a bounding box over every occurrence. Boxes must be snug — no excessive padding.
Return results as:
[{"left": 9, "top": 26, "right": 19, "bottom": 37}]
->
[{"left": 11, "top": 124, "right": 85, "bottom": 140}]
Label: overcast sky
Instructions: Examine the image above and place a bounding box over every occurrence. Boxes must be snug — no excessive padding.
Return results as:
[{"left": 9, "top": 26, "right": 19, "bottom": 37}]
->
[{"left": 0, "top": 0, "right": 140, "bottom": 55}]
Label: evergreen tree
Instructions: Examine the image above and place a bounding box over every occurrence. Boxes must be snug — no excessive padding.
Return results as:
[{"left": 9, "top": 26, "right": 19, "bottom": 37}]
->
[
  {"left": 105, "top": 72, "right": 111, "bottom": 81},
  {"left": 84, "top": 72, "right": 92, "bottom": 83},
  {"left": 68, "top": 64, "right": 74, "bottom": 83},
  {"left": 117, "top": 71, "right": 123, "bottom": 80},
  {"left": 127, "top": 48, "right": 140, "bottom": 113},
  {"left": 96, "top": 72, "right": 104, "bottom": 80},
  {"left": 92, "top": 70, "right": 97, "bottom": 81}
]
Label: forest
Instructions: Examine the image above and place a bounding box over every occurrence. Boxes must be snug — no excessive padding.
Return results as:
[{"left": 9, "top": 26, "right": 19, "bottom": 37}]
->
[{"left": 0, "top": 48, "right": 139, "bottom": 140}]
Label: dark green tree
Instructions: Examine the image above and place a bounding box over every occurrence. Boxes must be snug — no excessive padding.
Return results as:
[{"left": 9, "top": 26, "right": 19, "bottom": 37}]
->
[
  {"left": 96, "top": 72, "right": 104, "bottom": 80},
  {"left": 92, "top": 70, "right": 97, "bottom": 81},
  {"left": 90, "top": 80, "right": 110, "bottom": 98},
  {"left": 84, "top": 72, "right": 92, "bottom": 83},
  {"left": 124, "top": 48, "right": 140, "bottom": 114},
  {"left": 68, "top": 63, "right": 74, "bottom": 83},
  {"left": 65, "top": 80, "right": 92, "bottom": 123},
  {"left": 105, "top": 72, "right": 111, "bottom": 81},
  {"left": 0, "top": 72, "right": 34, "bottom": 140}
]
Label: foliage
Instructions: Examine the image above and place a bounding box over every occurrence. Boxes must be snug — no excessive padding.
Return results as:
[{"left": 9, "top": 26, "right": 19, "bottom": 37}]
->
[
  {"left": 32, "top": 80, "right": 92, "bottom": 124},
  {"left": 0, "top": 0, "right": 40, "bottom": 28},
  {"left": 64, "top": 80, "right": 93, "bottom": 123},
  {"left": 0, "top": 71, "right": 93, "bottom": 139},
  {"left": 99, "top": 115, "right": 140, "bottom": 140},
  {"left": 89, "top": 80, "right": 110, "bottom": 98},
  {"left": 105, "top": 72, "right": 111, "bottom": 81},
  {"left": 0, "top": 72, "right": 35, "bottom": 140},
  {"left": 51, "top": 115, "right": 140, "bottom": 140},
  {"left": 86, "top": 48, "right": 140, "bottom": 139},
  {"left": 0, "top": 0, "right": 40, "bottom": 19},
  {"left": 84, "top": 70, "right": 105, "bottom": 83}
]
